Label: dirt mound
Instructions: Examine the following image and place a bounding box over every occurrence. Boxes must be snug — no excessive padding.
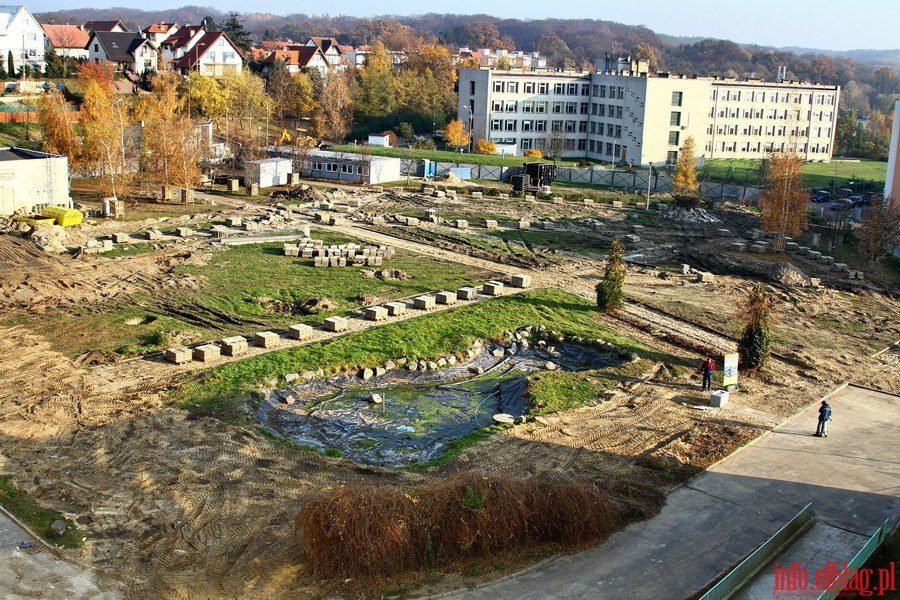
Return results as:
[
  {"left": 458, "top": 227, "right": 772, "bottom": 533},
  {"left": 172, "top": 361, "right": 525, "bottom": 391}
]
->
[
  {"left": 297, "top": 297, "right": 334, "bottom": 315},
  {"left": 661, "top": 207, "right": 721, "bottom": 223},
  {"left": 353, "top": 293, "right": 382, "bottom": 305},
  {"left": 29, "top": 223, "right": 69, "bottom": 253},
  {"left": 360, "top": 268, "right": 411, "bottom": 280},
  {"left": 769, "top": 262, "right": 813, "bottom": 286},
  {"left": 442, "top": 171, "right": 463, "bottom": 184}
]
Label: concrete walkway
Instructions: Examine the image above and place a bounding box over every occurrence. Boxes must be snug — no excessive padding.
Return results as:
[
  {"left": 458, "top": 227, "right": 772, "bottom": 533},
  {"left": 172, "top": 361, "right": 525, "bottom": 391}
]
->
[{"left": 432, "top": 385, "right": 899, "bottom": 599}]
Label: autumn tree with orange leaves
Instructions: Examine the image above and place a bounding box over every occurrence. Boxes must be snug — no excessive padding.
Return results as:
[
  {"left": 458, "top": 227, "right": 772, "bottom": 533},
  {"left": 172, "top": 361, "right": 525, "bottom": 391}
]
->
[{"left": 760, "top": 151, "right": 808, "bottom": 250}]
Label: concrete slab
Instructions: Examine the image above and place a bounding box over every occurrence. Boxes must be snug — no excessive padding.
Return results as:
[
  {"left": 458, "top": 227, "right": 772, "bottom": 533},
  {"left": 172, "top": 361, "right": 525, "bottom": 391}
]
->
[{"left": 433, "top": 385, "right": 900, "bottom": 599}]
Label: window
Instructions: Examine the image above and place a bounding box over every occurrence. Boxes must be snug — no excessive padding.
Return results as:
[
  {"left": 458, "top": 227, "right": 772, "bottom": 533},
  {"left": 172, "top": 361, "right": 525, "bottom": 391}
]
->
[
  {"left": 522, "top": 101, "right": 534, "bottom": 113},
  {"left": 551, "top": 120, "right": 562, "bottom": 132},
  {"left": 552, "top": 102, "right": 563, "bottom": 113},
  {"left": 667, "top": 150, "right": 678, "bottom": 164},
  {"left": 326, "top": 163, "right": 338, "bottom": 172},
  {"left": 313, "top": 161, "right": 323, "bottom": 170},
  {"left": 493, "top": 80, "right": 504, "bottom": 92},
  {"left": 668, "top": 131, "right": 680, "bottom": 145},
  {"left": 616, "top": 87, "right": 624, "bottom": 99},
  {"left": 505, "top": 101, "right": 517, "bottom": 112},
  {"left": 535, "top": 138, "right": 546, "bottom": 149},
  {"left": 670, "top": 112, "right": 681, "bottom": 126},
  {"left": 207, "top": 51, "right": 215, "bottom": 61},
  {"left": 592, "top": 85, "right": 599, "bottom": 96},
  {"left": 565, "top": 120, "right": 575, "bottom": 132},
  {"left": 524, "top": 82, "right": 535, "bottom": 94},
  {"left": 598, "top": 85, "right": 606, "bottom": 98},
  {"left": 535, "top": 120, "right": 547, "bottom": 132},
  {"left": 470, "top": 81, "right": 475, "bottom": 95},
  {"left": 614, "top": 125, "right": 621, "bottom": 138},
  {"left": 578, "top": 121, "right": 588, "bottom": 132},
  {"left": 590, "top": 122, "right": 597, "bottom": 134},
  {"left": 606, "top": 142, "right": 613, "bottom": 155},
  {"left": 538, "top": 82, "right": 548, "bottom": 94},
  {"left": 598, "top": 104, "right": 606, "bottom": 117},
  {"left": 580, "top": 102, "right": 589, "bottom": 114},
  {"left": 522, "top": 120, "right": 533, "bottom": 132},
  {"left": 564, "top": 139, "right": 575, "bottom": 150},
  {"left": 341, "top": 164, "right": 353, "bottom": 173},
  {"left": 94, "top": 44, "right": 99, "bottom": 52},
  {"left": 492, "top": 100, "right": 503, "bottom": 112},
  {"left": 505, "top": 120, "right": 517, "bottom": 131},
  {"left": 567, "top": 83, "right": 578, "bottom": 95},
  {"left": 535, "top": 101, "right": 547, "bottom": 113},
  {"left": 615, "top": 106, "right": 623, "bottom": 119},
  {"left": 606, "top": 124, "right": 614, "bottom": 136},
  {"left": 565, "top": 102, "right": 577, "bottom": 114},
  {"left": 581, "top": 84, "right": 590, "bottom": 95},
  {"left": 508, "top": 82, "right": 518, "bottom": 93},
  {"left": 672, "top": 91, "right": 683, "bottom": 106},
  {"left": 554, "top": 83, "right": 565, "bottom": 94},
  {"left": 491, "top": 119, "right": 502, "bottom": 131},
  {"left": 577, "top": 139, "right": 586, "bottom": 150},
  {"left": 521, "top": 138, "right": 533, "bottom": 150}
]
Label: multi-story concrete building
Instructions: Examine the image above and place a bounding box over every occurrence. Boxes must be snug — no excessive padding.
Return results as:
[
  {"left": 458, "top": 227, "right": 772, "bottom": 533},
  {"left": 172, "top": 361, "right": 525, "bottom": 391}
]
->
[{"left": 458, "top": 57, "right": 840, "bottom": 165}]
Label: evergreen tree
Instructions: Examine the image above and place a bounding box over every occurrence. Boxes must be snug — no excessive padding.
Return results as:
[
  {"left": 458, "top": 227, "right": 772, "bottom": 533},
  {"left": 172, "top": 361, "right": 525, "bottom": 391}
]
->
[
  {"left": 595, "top": 238, "right": 626, "bottom": 312},
  {"left": 7, "top": 51, "right": 14, "bottom": 78},
  {"left": 737, "top": 283, "right": 773, "bottom": 370},
  {"left": 220, "top": 13, "right": 253, "bottom": 56}
]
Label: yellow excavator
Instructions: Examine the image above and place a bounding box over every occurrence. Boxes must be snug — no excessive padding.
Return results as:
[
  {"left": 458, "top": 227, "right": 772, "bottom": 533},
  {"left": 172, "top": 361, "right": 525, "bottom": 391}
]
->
[{"left": 279, "top": 129, "right": 320, "bottom": 148}]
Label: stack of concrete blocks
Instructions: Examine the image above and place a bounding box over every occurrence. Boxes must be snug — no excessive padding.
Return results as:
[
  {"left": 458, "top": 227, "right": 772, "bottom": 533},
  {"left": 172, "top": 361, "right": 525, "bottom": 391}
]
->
[
  {"left": 244, "top": 222, "right": 260, "bottom": 231},
  {"left": 455, "top": 219, "right": 468, "bottom": 229},
  {"left": 611, "top": 200, "right": 624, "bottom": 208},
  {"left": 173, "top": 227, "right": 192, "bottom": 238},
  {"left": 146, "top": 229, "right": 163, "bottom": 241},
  {"left": 283, "top": 243, "right": 301, "bottom": 257},
  {"left": 363, "top": 306, "right": 388, "bottom": 321},
  {"left": 624, "top": 234, "right": 640, "bottom": 243},
  {"left": 247, "top": 183, "right": 259, "bottom": 196},
  {"left": 288, "top": 324, "right": 314, "bottom": 340},
  {"left": 254, "top": 331, "right": 281, "bottom": 348},
  {"left": 314, "top": 256, "right": 329, "bottom": 267},
  {"left": 328, "top": 256, "right": 347, "bottom": 267},
  {"left": 511, "top": 274, "right": 532, "bottom": 289},
  {"left": 413, "top": 295, "right": 436, "bottom": 310},
  {"left": 457, "top": 286, "right": 478, "bottom": 300},
  {"left": 323, "top": 316, "right": 349, "bottom": 332},
  {"left": 524, "top": 195, "right": 535, "bottom": 201},
  {"left": 423, "top": 187, "right": 435, "bottom": 195},
  {"left": 384, "top": 302, "right": 407, "bottom": 316},
  {"left": 484, "top": 219, "right": 498, "bottom": 229},
  {"left": 405, "top": 217, "right": 420, "bottom": 226},
  {"left": 499, "top": 193, "right": 509, "bottom": 199},
  {"left": 731, "top": 242, "right": 747, "bottom": 251},
  {"left": 749, "top": 242, "right": 768, "bottom": 253},
  {"left": 631, "top": 224, "right": 644, "bottom": 234},
  {"left": 832, "top": 263, "right": 848, "bottom": 272},
  {"left": 471, "top": 191, "right": 483, "bottom": 198},
  {"left": 165, "top": 346, "right": 192, "bottom": 364},
  {"left": 226, "top": 217, "right": 242, "bottom": 227},
  {"left": 221, "top": 336, "right": 249, "bottom": 356},
  {"left": 848, "top": 271, "right": 864, "bottom": 280},
  {"left": 193, "top": 344, "right": 220, "bottom": 362},
  {"left": 446, "top": 190, "right": 457, "bottom": 198},
  {"left": 435, "top": 291, "right": 458, "bottom": 305},
  {"left": 181, "top": 189, "right": 194, "bottom": 204},
  {"left": 808, "top": 250, "right": 822, "bottom": 261},
  {"left": 819, "top": 256, "right": 835, "bottom": 266},
  {"left": 784, "top": 241, "right": 800, "bottom": 252},
  {"left": 228, "top": 179, "right": 240, "bottom": 192},
  {"left": 371, "top": 216, "right": 385, "bottom": 225},
  {"left": 112, "top": 232, "right": 129, "bottom": 243},
  {"left": 209, "top": 226, "right": 226, "bottom": 239},
  {"left": 552, "top": 196, "right": 564, "bottom": 204},
  {"left": 583, "top": 198, "right": 594, "bottom": 205},
  {"left": 483, "top": 280, "right": 504, "bottom": 296},
  {"left": 432, "top": 190, "right": 446, "bottom": 198},
  {"left": 518, "top": 220, "right": 530, "bottom": 229}
]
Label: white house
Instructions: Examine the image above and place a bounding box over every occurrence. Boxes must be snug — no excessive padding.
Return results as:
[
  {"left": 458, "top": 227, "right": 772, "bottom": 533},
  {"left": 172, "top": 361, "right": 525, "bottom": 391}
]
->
[
  {"left": 169, "top": 30, "right": 242, "bottom": 75},
  {"left": 87, "top": 31, "right": 157, "bottom": 74},
  {"left": 304, "top": 150, "right": 401, "bottom": 185},
  {"left": 0, "top": 5, "right": 46, "bottom": 74},
  {"left": 0, "top": 147, "right": 71, "bottom": 216},
  {"left": 141, "top": 21, "right": 178, "bottom": 46},
  {"left": 41, "top": 23, "right": 89, "bottom": 61}
]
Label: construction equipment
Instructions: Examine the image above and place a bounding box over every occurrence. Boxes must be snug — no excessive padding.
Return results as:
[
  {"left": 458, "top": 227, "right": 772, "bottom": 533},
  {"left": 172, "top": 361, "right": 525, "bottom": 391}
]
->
[
  {"left": 279, "top": 128, "right": 320, "bottom": 148},
  {"left": 512, "top": 162, "right": 558, "bottom": 192}
]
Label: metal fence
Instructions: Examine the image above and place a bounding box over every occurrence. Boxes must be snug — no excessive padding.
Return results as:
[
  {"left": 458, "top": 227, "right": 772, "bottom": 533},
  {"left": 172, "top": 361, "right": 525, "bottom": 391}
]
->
[
  {"left": 699, "top": 503, "right": 814, "bottom": 600},
  {"left": 407, "top": 159, "right": 762, "bottom": 202}
]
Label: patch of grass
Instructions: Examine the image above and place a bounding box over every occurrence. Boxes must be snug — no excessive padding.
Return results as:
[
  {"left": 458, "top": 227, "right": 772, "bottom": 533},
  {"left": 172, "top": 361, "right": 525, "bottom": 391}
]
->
[
  {"left": 407, "top": 425, "right": 507, "bottom": 471},
  {"left": 174, "top": 289, "right": 651, "bottom": 422},
  {"left": 527, "top": 370, "right": 611, "bottom": 414},
  {"left": 99, "top": 242, "right": 171, "bottom": 258},
  {"left": 0, "top": 476, "right": 83, "bottom": 549}
]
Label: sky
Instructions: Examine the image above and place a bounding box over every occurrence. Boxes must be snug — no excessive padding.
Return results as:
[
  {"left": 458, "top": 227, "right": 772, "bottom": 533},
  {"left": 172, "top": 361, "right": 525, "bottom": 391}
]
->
[{"left": 26, "top": 0, "right": 900, "bottom": 52}]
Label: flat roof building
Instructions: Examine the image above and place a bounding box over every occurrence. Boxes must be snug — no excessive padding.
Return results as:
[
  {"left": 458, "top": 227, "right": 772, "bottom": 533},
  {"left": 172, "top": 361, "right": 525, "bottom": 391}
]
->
[
  {"left": 0, "top": 147, "right": 71, "bottom": 216},
  {"left": 458, "top": 57, "right": 840, "bottom": 166}
]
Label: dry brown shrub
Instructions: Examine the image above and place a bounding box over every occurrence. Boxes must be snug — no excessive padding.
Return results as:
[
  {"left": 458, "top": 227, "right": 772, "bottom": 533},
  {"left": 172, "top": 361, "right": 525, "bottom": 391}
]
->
[{"left": 296, "top": 472, "right": 644, "bottom": 581}]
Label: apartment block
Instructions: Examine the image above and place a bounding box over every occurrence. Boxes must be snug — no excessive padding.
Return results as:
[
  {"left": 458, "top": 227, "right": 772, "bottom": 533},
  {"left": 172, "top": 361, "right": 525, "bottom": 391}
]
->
[{"left": 458, "top": 57, "right": 840, "bottom": 165}]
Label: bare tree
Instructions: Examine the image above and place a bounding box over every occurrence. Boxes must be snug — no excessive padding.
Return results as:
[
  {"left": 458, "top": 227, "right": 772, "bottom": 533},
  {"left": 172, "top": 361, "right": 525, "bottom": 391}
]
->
[{"left": 857, "top": 196, "right": 900, "bottom": 273}]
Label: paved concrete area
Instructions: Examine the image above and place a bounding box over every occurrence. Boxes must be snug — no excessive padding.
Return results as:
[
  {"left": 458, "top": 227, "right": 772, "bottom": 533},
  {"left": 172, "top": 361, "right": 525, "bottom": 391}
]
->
[{"left": 432, "top": 385, "right": 899, "bottom": 599}]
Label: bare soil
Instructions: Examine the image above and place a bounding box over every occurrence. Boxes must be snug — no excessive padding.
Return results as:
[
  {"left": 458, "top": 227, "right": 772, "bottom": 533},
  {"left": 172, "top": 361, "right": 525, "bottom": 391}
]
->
[{"left": 1, "top": 185, "right": 898, "bottom": 599}]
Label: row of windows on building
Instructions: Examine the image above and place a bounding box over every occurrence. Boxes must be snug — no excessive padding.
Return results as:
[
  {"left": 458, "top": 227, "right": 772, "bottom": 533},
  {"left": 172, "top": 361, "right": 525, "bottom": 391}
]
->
[
  {"left": 708, "top": 141, "right": 830, "bottom": 154},
  {"left": 311, "top": 161, "right": 367, "bottom": 175},
  {"left": 710, "top": 124, "right": 833, "bottom": 137},
  {"left": 713, "top": 107, "right": 833, "bottom": 121},
  {"left": 483, "top": 79, "right": 835, "bottom": 106}
]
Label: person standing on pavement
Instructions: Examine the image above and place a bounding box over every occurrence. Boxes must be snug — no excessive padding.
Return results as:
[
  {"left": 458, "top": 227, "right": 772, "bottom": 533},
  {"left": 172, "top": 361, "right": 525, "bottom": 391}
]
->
[
  {"left": 699, "top": 357, "right": 715, "bottom": 391},
  {"left": 815, "top": 401, "right": 832, "bottom": 437}
]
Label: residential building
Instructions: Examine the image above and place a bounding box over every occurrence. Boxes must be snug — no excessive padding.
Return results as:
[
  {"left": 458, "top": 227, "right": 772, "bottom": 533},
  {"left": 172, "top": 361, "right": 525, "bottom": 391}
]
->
[
  {"left": 162, "top": 27, "right": 242, "bottom": 75},
  {"left": 343, "top": 45, "right": 407, "bottom": 68},
  {"left": 885, "top": 99, "right": 900, "bottom": 200},
  {"left": 303, "top": 37, "right": 347, "bottom": 71},
  {"left": 87, "top": 31, "right": 157, "bottom": 74},
  {"left": 0, "top": 147, "right": 71, "bottom": 216},
  {"left": 458, "top": 57, "right": 840, "bottom": 164},
  {"left": 458, "top": 47, "right": 546, "bottom": 70},
  {"left": 260, "top": 45, "right": 327, "bottom": 76},
  {"left": 141, "top": 21, "right": 178, "bottom": 46},
  {"left": 41, "top": 23, "right": 89, "bottom": 61},
  {"left": 84, "top": 20, "right": 129, "bottom": 33},
  {"left": 0, "top": 5, "right": 45, "bottom": 74}
]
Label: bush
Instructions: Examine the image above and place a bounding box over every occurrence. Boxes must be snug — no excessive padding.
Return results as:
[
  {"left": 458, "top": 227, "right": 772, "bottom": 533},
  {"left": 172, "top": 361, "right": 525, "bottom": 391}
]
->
[
  {"left": 484, "top": 187, "right": 501, "bottom": 197},
  {"left": 474, "top": 139, "right": 497, "bottom": 154},
  {"left": 524, "top": 148, "right": 542, "bottom": 158},
  {"left": 295, "top": 472, "right": 654, "bottom": 581},
  {"left": 672, "top": 194, "right": 702, "bottom": 209}
]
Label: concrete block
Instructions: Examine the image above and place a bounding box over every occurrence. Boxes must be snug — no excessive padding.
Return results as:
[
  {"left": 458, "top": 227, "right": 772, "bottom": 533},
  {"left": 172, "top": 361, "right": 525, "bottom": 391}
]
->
[
  {"left": 731, "top": 242, "right": 747, "bottom": 252},
  {"left": 710, "top": 390, "right": 729, "bottom": 407},
  {"left": 254, "top": 331, "right": 281, "bottom": 348},
  {"left": 165, "top": 346, "right": 192, "bottom": 364},
  {"left": 371, "top": 186, "right": 384, "bottom": 193},
  {"left": 455, "top": 219, "right": 468, "bottom": 229},
  {"left": 457, "top": 286, "right": 478, "bottom": 300},
  {"left": 221, "top": 336, "right": 248, "bottom": 356},
  {"left": 611, "top": 200, "right": 623, "bottom": 208},
  {"left": 413, "top": 295, "right": 436, "bottom": 310},
  {"left": 423, "top": 187, "right": 435, "bottom": 195},
  {"left": 193, "top": 344, "right": 220, "bottom": 362},
  {"left": 524, "top": 195, "right": 535, "bottom": 201},
  {"left": 749, "top": 244, "right": 767, "bottom": 253},
  {"left": 112, "top": 232, "right": 129, "bottom": 243},
  {"left": 146, "top": 229, "right": 163, "bottom": 241},
  {"left": 371, "top": 216, "right": 386, "bottom": 225},
  {"left": 832, "top": 262, "right": 848, "bottom": 272},
  {"left": 716, "top": 228, "right": 731, "bottom": 237},
  {"left": 288, "top": 324, "right": 314, "bottom": 340},
  {"left": 624, "top": 234, "right": 640, "bottom": 243},
  {"left": 583, "top": 198, "right": 594, "bottom": 204},
  {"left": 784, "top": 242, "right": 800, "bottom": 251},
  {"left": 435, "top": 291, "right": 458, "bottom": 305},
  {"left": 363, "top": 306, "right": 388, "bottom": 321},
  {"left": 323, "top": 316, "right": 349, "bottom": 332},
  {"left": 483, "top": 280, "right": 505, "bottom": 295},
  {"left": 511, "top": 274, "right": 532, "bottom": 288},
  {"left": 552, "top": 196, "right": 564, "bottom": 204},
  {"left": 405, "top": 217, "right": 419, "bottom": 226},
  {"left": 384, "top": 302, "right": 407, "bottom": 316},
  {"left": 484, "top": 219, "right": 498, "bottom": 229},
  {"left": 631, "top": 224, "right": 644, "bottom": 233},
  {"left": 697, "top": 272, "right": 716, "bottom": 283},
  {"left": 471, "top": 191, "right": 483, "bottom": 198},
  {"left": 176, "top": 227, "right": 193, "bottom": 237},
  {"left": 432, "top": 190, "right": 446, "bottom": 198},
  {"left": 225, "top": 217, "right": 242, "bottom": 227},
  {"left": 518, "top": 220, "right": 530, "bottom": 229}
]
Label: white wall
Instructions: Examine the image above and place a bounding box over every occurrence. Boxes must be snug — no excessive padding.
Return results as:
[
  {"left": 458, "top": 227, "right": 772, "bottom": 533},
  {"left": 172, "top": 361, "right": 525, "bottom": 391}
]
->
[{"left": 0, "top": 149, "right": 71, "bottom": 215}]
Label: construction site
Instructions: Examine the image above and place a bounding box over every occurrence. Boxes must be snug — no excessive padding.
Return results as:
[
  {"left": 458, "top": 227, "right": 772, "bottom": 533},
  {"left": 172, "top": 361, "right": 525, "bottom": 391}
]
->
[{"left": 0, "top": 178, "right": 898, "bottom": 599}]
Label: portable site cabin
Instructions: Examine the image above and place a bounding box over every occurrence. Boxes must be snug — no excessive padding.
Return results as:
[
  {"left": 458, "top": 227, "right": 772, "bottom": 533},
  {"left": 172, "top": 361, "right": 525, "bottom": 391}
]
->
[
  {"left": 304, "top": 150, "right": 402, "bottom": 185},
  {"left": 245, "top": 158, "right": 292, "bottom": 189},
  {"left": 41, "top": 206, "right": 83, "bottom": 226},
  {"left": 0, "top": 147, "right": 72, "bottom": 216}
]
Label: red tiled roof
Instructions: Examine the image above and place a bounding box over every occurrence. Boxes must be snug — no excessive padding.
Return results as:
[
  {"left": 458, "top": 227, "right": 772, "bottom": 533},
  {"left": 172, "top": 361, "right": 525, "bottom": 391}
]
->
[{"left": 41, "top": 24, "right": 89, "bottom": 49}]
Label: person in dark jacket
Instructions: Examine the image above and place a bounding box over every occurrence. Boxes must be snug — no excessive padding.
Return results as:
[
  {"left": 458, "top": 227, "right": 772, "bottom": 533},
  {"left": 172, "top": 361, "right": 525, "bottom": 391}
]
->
[
  {"left": 815, "top": 401, "right": 832, "bottom": 437},
  {"left": 699, "top": 357, "right": 714, "bottom": 391}
]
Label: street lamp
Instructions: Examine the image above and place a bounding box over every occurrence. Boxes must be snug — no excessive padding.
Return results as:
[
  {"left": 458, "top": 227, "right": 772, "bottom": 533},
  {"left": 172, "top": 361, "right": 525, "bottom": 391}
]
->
[
  {"left": 645, "top": 162, "right": 653, "bottom": 210},
  {"left": 463, "top": 105, "right": 473, "bottom": 153}
]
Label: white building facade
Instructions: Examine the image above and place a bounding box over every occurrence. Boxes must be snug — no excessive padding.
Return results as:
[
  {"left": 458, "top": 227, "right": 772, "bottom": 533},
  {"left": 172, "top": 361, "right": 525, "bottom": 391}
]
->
[
  {"left": 0, "top": 5, "right": 45, "bottom": 74},
  {"left": 459, "top": 58, "right": 840, "bottom": 166},
  {"left": 0, "top": 147, "right": 71, "bottom": 215}
]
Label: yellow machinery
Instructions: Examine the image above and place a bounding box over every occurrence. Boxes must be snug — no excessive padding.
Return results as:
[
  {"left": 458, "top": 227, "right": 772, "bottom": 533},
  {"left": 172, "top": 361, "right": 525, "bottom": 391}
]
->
[
  {"left": 279, "top": 129, "right": 319, "bottom": 148},
  {"left": 41, "top": 206, "right": 83, "bottom": 226}
]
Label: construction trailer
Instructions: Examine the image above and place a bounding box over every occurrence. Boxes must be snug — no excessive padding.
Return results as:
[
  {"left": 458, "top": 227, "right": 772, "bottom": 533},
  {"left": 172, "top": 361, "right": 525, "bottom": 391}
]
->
[{"left": 245, "top": 157, "right": 292, "bottom": 188}]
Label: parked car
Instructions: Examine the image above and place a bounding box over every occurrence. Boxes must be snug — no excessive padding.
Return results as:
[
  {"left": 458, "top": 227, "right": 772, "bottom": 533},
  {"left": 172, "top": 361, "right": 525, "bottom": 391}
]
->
[
  {"left": 830, "top": 198, "right": 853, "bottom": 211},
  {"left": 838, "top": 188, "right": 854, "bottom": 198},
  {"left": 849, "top": 195, "right": 867, "bottom": 207},
  {"left": 811, "top": 190, "right": 831, "bottom": 202}
]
